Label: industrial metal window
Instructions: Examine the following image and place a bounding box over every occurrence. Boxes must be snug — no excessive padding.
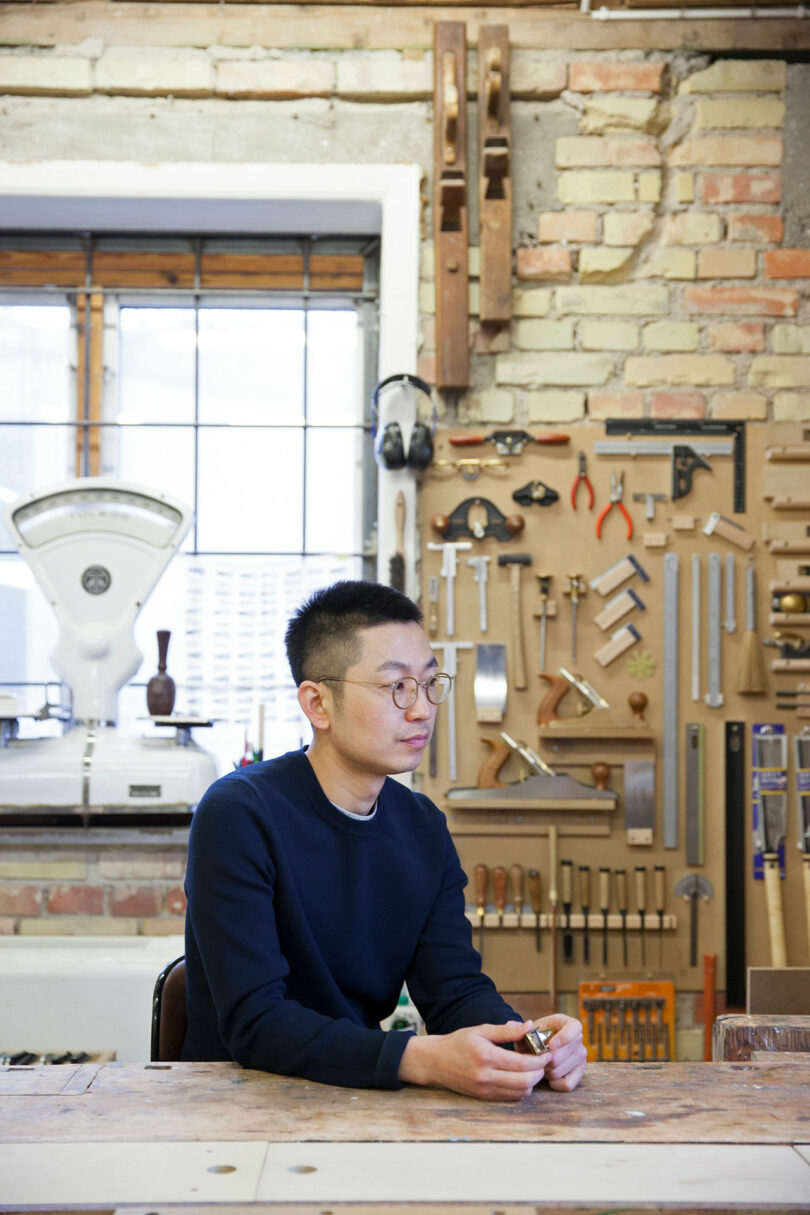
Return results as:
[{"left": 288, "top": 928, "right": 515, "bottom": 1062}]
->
[{"left": 0, "top": 235, "right": 380, "bottom": 773}]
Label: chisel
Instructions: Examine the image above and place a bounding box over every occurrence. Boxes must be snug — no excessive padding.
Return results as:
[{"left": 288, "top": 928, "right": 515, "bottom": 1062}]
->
[
  {"left": 564, "top": 574, "right": 587, "bottom": 662},
  {"left": 510, "top": 863, "right": 524, "bottom": 928},
  {"left": 561, "top": 859, "right": 574, "bottom": 962},
  {"left": 635, "top": 865, "right": 647, "bottom": 968},
  {"left": 599, "top": 866, "right": 611, "bottom": 966},
  {"left": 536, "top": 574, "right": 552, "bottom": 672},
  {"left": 528, "top": 868, "right": 542, "bottom": 952},
  {"left": 474, "top": 863, "right": 488, "bottom": 958},
  {"left": 579, "top": 864, "right": 591, "bottom": 964},
  {"left": 493, "top": 865, "right": 506, "bottom": 929},
  {"left": 616, "top": 868, "right": 628, "bottom": 967},
  {"left": 655, "top": 864, "right": 666, "bottom": 966},
  {"left": 548, "top": 825, "right": 559, "bottom": 1004}
]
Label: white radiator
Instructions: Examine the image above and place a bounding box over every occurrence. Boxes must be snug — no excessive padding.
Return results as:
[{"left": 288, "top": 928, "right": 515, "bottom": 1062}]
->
[{"left": 0, "top": 935, "right": 185, "bottom": 1061}]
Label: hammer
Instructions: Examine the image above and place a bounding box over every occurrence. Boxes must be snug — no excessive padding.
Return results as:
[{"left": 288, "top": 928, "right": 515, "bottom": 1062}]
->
[{"left": 498, "top": 553, "right": 531, "bottom": 689}]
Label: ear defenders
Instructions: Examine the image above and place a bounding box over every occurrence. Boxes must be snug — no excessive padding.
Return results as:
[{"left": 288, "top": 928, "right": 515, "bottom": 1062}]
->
[{"left": 370, "top": 373, "right": 437, "bottom": 472}]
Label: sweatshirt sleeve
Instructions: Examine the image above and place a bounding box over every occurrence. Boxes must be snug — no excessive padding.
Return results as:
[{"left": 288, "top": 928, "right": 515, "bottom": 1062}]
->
[
  {"left": 184, "top": 778, "right": 413, "bottom": 1089},
  {"left": 403, "top": 822, "right": 522, "bottom": 1033}
]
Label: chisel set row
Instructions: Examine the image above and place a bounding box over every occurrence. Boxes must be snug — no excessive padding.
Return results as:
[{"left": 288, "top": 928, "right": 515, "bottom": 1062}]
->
[
  {"left": 579, "top": 981, "right": 675, "bottom": 1063},
  {"left": 465, "top": 861, "right": 677, "bottom": 967}
]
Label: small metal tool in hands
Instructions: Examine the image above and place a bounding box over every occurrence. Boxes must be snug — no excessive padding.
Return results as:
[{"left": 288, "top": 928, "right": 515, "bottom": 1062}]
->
[{"left": 523, "top": 1026, "right": 554, "bottom": 1055}]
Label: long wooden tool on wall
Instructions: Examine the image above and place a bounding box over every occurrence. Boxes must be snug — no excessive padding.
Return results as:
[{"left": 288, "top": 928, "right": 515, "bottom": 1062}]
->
[
  {"left": 478, "top": 24, "right": 512, "bottom": 325},
  {"left": 433, "top": 21, "right": 469, "bottom": 389}
]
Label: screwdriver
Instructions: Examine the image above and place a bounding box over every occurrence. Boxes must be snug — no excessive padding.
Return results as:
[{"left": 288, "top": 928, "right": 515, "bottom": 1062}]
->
[
  {"left": 510, "top": 863, "right": 524, "bottom": 928},
  {"left": 493, "top": 865, "right": 507, "bottom": 928},
  {"left": 579, "top": 864, "right": 591, "bottom": 964},
  {"left": 474, "top": 863, "right": 488, "bottom": 957},
  {"left": 635, "top": 865, "right": 647, "bottom": 968},
  {"left": 616, "top": 868, "right": 628, "bottom": 967},
  {"left": 528, "top": 868, "right": 542, "bottom": 951},
  {"left": 561, "top": 860, "right": 574, "bottom": 962},
  {"left": 599, "top": 866, "right": 611, "bottom": 966},
  {"left": 655, "top": 864, "right": 666, "bottom": 966}
]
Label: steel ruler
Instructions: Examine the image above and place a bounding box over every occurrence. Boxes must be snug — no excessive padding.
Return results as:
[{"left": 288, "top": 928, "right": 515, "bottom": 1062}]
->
[
  {"left": 691, "top": 553, "right": 700, "bottom": 702},
  {"left": 724, "top": 553, "right": 736, "bottom": 633},
  {"left": 593, "top": 439, "right": 734, "bottom": 459},
  {"left": 706, "top": 553, "right": 724, "bottom": 708},
  {"left": 663, "top": 552, "right": 679, "bottom": 850}
]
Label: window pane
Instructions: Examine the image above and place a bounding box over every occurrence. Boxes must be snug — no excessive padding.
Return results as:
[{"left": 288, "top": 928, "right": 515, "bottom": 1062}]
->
[
  {"left": 305, "top": 427, "right": 364, "bottom": 554},
  {"left": 197, "top": 427, "right": 303, "bottom": 552},
  {"left": 0, "top": 555, "right": 59, "bottom": 688},
  {"left": 198, "top": 308, "right": 305, "bottom": 425},
  {"left": 307, "top": 309, "right": 359, "bottom": 425},
  {"left": 118, "top": 308, "right": 196, "bottom": 424},
  {"left": 119, "top": 551, "right": 362, "bottom": 775},
  {"left": 0, "top": 304, "right": 72, "bottom": 423},
  {"left": 0, "top": 424, "right": 76, "bottom": 550},
  {"left": 98, "top": 424, "right": 196, "bottom": 551}
]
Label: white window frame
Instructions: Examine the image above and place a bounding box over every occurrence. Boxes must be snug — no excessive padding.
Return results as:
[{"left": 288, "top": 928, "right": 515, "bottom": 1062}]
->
[{"left": 0, "top": 160, "right": 422, "bottom": 599}]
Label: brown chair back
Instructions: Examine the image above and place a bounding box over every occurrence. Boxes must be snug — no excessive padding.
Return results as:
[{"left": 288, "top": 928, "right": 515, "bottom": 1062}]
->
[{"left": 151, "top": 955, "right": 187, "bottom": 1062}]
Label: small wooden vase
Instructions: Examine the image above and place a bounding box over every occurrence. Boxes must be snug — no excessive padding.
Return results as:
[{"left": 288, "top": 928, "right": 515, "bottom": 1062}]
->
[{"left": 146, "top": 629, "right": 176, "bottom": 717}]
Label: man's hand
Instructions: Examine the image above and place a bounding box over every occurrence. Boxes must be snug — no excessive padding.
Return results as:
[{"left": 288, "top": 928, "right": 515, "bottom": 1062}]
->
[
  {"left": 398, "top": 1020, "right": 551, "bottom": 1101},
  {"left": 515, "top": 1013, "right": 586, "bottom": 1093}
]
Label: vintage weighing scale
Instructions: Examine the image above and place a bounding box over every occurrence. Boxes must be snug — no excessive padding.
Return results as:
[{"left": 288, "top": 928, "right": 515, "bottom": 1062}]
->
[{"left": 0, "top": 479, "right": 217, "bottom": 818}]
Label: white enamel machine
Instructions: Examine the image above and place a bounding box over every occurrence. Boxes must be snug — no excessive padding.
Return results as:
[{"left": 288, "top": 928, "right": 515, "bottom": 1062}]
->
[{"left": 0, "top": 479, "right": 217, "bottom": 815}]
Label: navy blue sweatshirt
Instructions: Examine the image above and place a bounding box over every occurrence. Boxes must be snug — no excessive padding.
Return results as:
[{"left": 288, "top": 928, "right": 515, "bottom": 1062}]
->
[{"left": 183, "top": 748, "right": 519, "bottom": 1089}]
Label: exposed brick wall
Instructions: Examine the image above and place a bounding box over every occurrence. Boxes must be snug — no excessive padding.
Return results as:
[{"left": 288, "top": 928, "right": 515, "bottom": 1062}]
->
[
  {"left": 0, "top": 843, "right": 188, "bottom": 936},
  {"left": 419, "top": 56, "right": 808, "bottom": 424}
]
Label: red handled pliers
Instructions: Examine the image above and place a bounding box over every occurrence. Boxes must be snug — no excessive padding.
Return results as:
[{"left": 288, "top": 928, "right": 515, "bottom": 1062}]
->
[
  {"left": 596, "top": 470, "right": 633, "bottom": 540},
  {"left": 570, "top": 452, "right": 594, "bottom": 511}
]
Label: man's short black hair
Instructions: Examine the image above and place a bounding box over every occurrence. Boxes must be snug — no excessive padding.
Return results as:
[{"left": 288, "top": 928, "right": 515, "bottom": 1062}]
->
[{"left": 285, "top": 580, "right": 423, "bottom": 687}]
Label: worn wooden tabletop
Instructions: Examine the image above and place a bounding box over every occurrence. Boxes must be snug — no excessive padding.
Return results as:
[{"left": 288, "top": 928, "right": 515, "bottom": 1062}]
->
[{"left": 2, "top": 1057, "right": 809, "bottom": 1144}]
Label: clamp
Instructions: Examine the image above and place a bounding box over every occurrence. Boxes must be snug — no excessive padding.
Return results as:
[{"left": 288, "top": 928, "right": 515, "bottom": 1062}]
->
[
  {"left": 571, "top": 452, "right": 594, "bottom": 511},
  {"left": 596, "top": 471, "right": 633, "bottom": 541}
]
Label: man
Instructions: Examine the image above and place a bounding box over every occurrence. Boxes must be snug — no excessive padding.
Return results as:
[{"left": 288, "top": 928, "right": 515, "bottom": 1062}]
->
[{"left": 183, "top": 580, "right": 586, "bottom": 1100}]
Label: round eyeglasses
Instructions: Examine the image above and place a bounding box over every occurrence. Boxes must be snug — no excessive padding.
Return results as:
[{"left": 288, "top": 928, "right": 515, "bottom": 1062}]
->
[{"left": 317, "top": 672, "right": 454, "bottom": 709}]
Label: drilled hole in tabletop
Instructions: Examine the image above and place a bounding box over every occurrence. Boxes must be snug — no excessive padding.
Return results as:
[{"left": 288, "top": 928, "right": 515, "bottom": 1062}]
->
[{"left": 289, "top": 1165, "right": 318, "bottom": 1174}]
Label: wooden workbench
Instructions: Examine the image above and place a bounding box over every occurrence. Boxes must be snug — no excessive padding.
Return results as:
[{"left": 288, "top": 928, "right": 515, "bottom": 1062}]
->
[{"left": 1, "top": 1058, "right": 809, "bottom": 1210}]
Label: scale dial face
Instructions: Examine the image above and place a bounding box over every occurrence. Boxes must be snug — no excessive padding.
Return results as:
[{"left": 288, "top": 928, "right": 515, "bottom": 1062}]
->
[{"left": 11, "top": 486, "right": 184, "bottom": 549}]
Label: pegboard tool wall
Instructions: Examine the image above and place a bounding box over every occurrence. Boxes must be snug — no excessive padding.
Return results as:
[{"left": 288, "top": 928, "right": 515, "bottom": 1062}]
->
[{"left": 417, "top": 422, "right": 807, "bottom": 998}]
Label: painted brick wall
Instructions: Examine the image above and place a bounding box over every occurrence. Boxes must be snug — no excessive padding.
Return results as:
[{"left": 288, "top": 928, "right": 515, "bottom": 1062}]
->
[{"left": 0, "top": 843, "right": 187, "bottom": 936}]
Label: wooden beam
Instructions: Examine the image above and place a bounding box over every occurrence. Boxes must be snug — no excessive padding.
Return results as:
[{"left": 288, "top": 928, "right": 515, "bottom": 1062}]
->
[
  {"left": 0, "top": 247, "right": 364, "bottom": 292},
  {"left": 75, "top": 291, "right": 104, "bottom": 478},
  {"left": 478, "top": 24, "right": 511, "bottom": 327},
  {"left": 433, "top": 19, "right": 469, "bottom": 390},
  {"left": 1, "top": 4, "right": 807, "bottom": 52}
]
